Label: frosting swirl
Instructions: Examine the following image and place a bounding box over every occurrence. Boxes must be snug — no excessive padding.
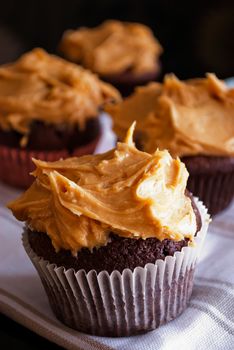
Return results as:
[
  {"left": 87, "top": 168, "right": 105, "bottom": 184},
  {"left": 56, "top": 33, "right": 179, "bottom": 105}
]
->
[
  {"left": 8, "top": 124, "right": 197, "bottom": 253},
  {"left": 0, "top": 48, "right": 121, "bottom": 140},
  {"left": 107, "top": 74, "right": 234, "bottom": 157},
  {"left": 60, "top": 20, "right": 162, "bottom": 76}
]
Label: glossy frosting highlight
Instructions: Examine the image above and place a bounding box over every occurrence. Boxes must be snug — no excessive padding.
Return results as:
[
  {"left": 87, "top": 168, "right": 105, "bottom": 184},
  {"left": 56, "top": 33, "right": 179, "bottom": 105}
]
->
[
  {"left": 60, "top": 20, "right": 162, "bottom": 76},
  {"left": 8, "top": 125, "right": 197, "bottom": 253},
  {"left": 107, "top": 74, "right": 234, "bottom": 157},
  {"left": 0, "top": 48, "right": 121, "bottom": 142}
]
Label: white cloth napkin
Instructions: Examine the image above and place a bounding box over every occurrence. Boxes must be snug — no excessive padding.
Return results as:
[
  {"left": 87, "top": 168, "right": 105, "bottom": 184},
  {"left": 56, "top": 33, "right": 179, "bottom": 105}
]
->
[{"left": 0, "top": 114, "right": 234, "bottom": 350}]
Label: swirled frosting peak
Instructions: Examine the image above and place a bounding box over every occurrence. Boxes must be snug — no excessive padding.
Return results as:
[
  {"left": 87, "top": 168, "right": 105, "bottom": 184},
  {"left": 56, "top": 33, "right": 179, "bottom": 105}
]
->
[
  {"left": 107, "top": 73, "right": 234, "bottom": 157},
  {"left": 8, "top": 124, "right": 197, "bottom": 253},
  {"left": 0, "top": 48, "right": 121, "bottom": 137},
  {"left": 60, "top": 20, "right": 162, "bottom": 76}
]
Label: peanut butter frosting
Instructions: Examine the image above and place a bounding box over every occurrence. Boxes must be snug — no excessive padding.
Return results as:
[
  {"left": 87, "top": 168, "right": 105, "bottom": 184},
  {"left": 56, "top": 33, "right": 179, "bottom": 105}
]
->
[
  {"left": 8, "top": 124, "right": 197, "bottom": 253},
  {"left": 0, "top": 48, "right": 121, "bottom": 144},
  {"left": 107, "top": 73, "right": 234, "bottom": 157},
  {"left": 60, "top": 20, "right": 162, "bottom": 76}
]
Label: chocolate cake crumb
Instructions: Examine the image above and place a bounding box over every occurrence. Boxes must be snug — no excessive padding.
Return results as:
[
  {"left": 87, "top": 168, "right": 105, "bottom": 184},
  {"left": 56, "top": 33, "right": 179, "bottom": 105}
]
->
[
  {"left": 28, "top": 192, "right": 201, "bottom": 274},
  {"left": 103, "top": 68, "right": 160, "bottom": 97},
  {"left": 0, "top": 117, "right": 100, "bottom": 151},
  {"left": 28, "top": 230, "right": 189, "bottom": 274}
]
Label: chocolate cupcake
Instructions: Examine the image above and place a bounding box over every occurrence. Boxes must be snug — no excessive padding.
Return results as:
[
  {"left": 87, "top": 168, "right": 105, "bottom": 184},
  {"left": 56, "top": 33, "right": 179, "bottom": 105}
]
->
[
  {"left": 59, "top": 20, "right": 162, "bottom": 96},
  {"left": 8, "top": 124, "right": 209, "bottom": 336},
  {"left": 107, "top": 74, "right": 234, "bottom": 215},
  {"left": 0, "top": 48, "right": 120, "bottom": 188}
]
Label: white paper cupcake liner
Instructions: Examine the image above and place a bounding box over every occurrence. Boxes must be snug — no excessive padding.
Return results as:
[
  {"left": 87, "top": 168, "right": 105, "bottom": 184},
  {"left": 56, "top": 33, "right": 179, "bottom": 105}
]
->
[{"left": 22, "top": 199, "right": 209, "bottom": 337}]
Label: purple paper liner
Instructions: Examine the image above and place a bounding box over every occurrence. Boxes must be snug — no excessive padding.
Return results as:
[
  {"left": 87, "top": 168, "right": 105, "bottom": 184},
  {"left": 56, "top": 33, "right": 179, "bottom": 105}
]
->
[
  {"left": 187, "top": 172, "right": 234, "bottom": 216},
  {"left": 0, "top": 135, "right": 100, "bottom": 189},
  {"left": 22, "top": 199, "right": 209, "bottom": 337}
]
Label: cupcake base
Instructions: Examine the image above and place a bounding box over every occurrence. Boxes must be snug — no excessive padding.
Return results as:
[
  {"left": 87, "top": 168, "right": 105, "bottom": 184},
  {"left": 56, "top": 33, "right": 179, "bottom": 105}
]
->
[
  {"left": 0, "top": 135, "right": 100, "bottom": 189},
  {"left": 0, "top": 118, "right": 100, "bottom": 151},
  {"left": 22, "top": 200, "right": 209, "bottom": 337},
  {"left": 183, "top": 156, "right": 234, "bottom": 215},
  {"left": 102, "top": 66, "right": 161, "bottom": 97},
  {"left": 27, "top": 189, "right": 201, "bottom": 274},
  {"left": 28, "top": 231, "right": 191, "bottom": 274}
]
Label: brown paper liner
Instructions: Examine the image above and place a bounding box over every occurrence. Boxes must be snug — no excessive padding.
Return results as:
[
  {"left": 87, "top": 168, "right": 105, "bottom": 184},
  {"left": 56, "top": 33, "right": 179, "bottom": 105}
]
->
[
  {"left": 22, "top": 200, "right": 209, "bottom": 337},
  {"left": 187, "top": 172, "right": 234, "bottom": 216},
  {"left": 0, "top": 135, "right": 100, "bottom": 189}
]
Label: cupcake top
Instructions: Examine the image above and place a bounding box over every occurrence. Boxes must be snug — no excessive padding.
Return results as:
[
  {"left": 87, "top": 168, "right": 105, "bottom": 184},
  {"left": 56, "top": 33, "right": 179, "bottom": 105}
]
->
[
  {"left": 0, "top": 48, "right": 120, "bottom": 143},
  {"left": 8, "top": 124, "right": 197, "bottom": 254},
  {"left": 107, "top": 74, "right": 234, "bottom": 157},
  {"left": 59, "top": 20, "right": 162, "bottom": 76}
]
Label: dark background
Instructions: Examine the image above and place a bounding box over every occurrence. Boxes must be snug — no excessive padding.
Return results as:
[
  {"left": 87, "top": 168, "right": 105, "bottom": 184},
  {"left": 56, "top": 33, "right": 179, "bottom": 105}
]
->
[
  {"left": 0, "top": 0, "right": 233, "bottom": 79},
  {"left": 0, "top": 0, "right": 233, "bottom": 348}
]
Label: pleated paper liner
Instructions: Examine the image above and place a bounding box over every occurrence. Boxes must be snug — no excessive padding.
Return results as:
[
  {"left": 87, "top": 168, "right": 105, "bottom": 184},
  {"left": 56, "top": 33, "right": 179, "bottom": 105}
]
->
[
  {"left": 187, "top": 172, "right": 234, "bottom": 216},
  {"left": 22, "top": 199, "right": 209, "bottom": 337},
  {"left": 0, "top": 135, "right": 100, "bottom": 189}
]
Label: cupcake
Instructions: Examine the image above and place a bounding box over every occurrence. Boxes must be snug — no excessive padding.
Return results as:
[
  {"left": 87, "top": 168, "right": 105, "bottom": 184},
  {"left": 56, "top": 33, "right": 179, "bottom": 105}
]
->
[
  {"left": 0, "top": 48, "right": 120, "bottom": 188},
  {"left": 106, "top": 74, "right": 234, "bottom": 215},
  {"left": 8, "top": 124, "right": 209, "bottom": 336},
  {"left": 59, "top": 20, "right": 162, "bottom": 96}
]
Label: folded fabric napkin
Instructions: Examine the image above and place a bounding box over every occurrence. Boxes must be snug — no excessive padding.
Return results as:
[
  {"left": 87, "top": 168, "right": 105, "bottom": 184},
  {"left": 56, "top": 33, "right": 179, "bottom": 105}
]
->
[{"left": 0, "top": 114, "right": 234, "bottom": 350}]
